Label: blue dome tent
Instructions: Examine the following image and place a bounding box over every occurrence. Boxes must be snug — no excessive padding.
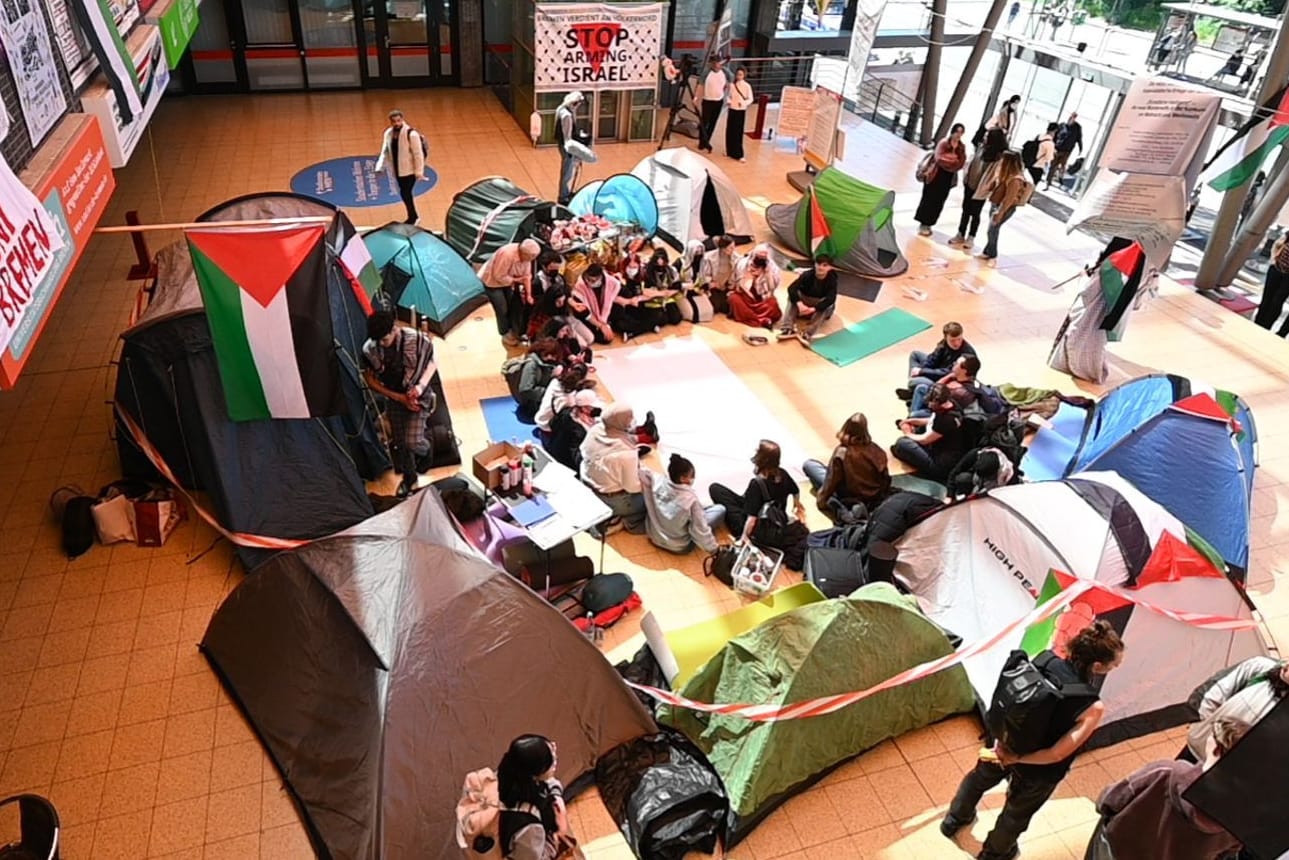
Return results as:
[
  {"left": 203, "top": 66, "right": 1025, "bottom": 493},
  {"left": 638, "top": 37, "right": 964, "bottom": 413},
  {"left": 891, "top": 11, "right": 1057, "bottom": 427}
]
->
[
  {"left": 568, "top": 173, "right": 659, "bottom": 237},
  {"left": 362, "top": 223, "right": 486, "bottom": 336}
]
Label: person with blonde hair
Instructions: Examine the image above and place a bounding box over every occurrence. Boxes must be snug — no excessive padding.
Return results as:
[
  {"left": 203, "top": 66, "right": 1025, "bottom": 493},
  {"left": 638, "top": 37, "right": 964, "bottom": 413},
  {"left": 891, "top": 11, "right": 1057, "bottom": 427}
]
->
[
  {"left": 802, "top": 413, "right": 891, "bottom": 522},
  {"left": 978, "top": 150, "right": 1033, "bottom": 262}
]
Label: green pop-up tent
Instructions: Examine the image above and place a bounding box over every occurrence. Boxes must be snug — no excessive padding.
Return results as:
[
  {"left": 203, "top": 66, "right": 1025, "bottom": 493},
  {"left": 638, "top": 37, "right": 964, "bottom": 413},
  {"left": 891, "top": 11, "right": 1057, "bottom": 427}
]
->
[
  {"left": 766, "top": 167, "right": 909, "bottom": 277},
  {"left": 659, "top": 583, "right": 973, "bottom": 844}
]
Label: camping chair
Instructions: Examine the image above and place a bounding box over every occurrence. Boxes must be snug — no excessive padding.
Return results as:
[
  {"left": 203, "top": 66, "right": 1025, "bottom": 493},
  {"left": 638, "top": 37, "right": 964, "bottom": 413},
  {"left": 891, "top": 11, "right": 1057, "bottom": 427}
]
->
[{"left": 0, "top": 794, "right": 59, "bottom": 860}]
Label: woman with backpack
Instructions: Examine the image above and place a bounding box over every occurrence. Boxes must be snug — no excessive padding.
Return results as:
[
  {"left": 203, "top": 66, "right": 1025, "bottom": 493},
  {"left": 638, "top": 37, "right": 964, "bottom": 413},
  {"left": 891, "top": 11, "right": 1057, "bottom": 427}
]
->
[
  {"left": 496, "top": 734, "right": 578, "bottom": 859},
  {"left": 978, "top": 151, "right": 1032, "bottom": 263},
  {"left": 802, "top": 413, "right": 891, "bottom": 523},
  {"left": 950, "top": 127, "right": 1008, "bottom": 252},
  {"left": 941, "top": 621, "right": 1125, "bottom": 860},
  {"left": 915, "top": 123, "right": 967, "bottom": 237},
  {"left": 708, "top": 440, "right": 809, "bottom": 568}
]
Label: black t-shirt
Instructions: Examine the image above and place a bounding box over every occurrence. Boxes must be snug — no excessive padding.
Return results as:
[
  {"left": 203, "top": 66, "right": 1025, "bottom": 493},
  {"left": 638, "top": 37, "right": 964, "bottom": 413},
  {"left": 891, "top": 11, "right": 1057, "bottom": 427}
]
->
[
  {"left": 1016, "top": 654, "right": 1099, "bottom": 781},
  {"left": 744, "top": 470, "right": 795, "bottom": 514},
  {"left": 930, "top": 410, "right": 968, "bottom": 471}
]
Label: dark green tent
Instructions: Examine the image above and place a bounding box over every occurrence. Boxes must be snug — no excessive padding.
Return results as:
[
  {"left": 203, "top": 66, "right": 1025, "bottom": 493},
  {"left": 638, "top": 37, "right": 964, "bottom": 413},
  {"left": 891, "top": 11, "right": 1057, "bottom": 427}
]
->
[{"left": 444, "top": 177, "right": 573, "bottom": 263}]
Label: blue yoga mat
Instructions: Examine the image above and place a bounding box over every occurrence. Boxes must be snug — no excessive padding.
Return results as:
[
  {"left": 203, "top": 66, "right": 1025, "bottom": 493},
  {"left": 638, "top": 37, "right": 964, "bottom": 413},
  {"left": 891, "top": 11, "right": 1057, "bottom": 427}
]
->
[
  {"left": 810, "top": 308, "right": 932, "bottom": 367},
  {"left": 1023, "top": 400, "right": 1089, "bottom": 482},
  {"left": 480, "top": 396, "right": 542, "bottom": 444}
]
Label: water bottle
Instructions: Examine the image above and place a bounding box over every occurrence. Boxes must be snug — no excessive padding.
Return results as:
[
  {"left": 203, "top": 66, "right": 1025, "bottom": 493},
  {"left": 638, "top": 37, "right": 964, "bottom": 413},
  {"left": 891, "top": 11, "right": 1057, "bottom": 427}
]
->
[{"left": 521, "top": 451, "right": 534, "bottom": 497}]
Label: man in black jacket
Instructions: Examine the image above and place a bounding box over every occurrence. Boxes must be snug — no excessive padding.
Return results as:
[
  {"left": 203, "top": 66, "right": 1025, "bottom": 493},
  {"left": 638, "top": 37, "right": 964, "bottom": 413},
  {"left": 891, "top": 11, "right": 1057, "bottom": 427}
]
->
[
  {"left": 902, "top": 321, "right": 977, "bottom": 395},
  {"left": 1045, "top": 113, "right": 1082, "bottom": 190},
  {"left": 777, "top": 255, "right": 838, "bottom": 344}
]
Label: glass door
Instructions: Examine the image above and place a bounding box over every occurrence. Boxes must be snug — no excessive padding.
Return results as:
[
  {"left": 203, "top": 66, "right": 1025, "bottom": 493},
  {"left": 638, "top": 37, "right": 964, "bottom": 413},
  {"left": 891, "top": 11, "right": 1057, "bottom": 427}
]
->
[
  {"left": 362, "top": 0, "right": 458, "bottom": 86},
  {"left": 233, "top": 0, "right": 307, "bottom": 90}
]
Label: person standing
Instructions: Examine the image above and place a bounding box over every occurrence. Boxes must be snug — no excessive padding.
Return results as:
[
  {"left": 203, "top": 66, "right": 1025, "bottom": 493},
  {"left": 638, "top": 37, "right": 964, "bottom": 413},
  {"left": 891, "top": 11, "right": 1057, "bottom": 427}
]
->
[
  {"left": 555, "top": 91, "right": 585, "bottom": 204},
  {"left": 941, "top": 622, "right": 1126, "bottom": 860},
  {"left": 362, "top": 311, "right": 438, "bottom": 497},
  {"left": 778, "top": 254, "right": 838, "bottom": 344},
  {"left": 1029, "top": 122, "right": 1057, "bottom": 185},
  {"left": 374, "top": 109, "right": 427, "bottom": 225},
  {"left": 725, "top": 66, "right": 754, "bottom": 162},
  {"left": 916, "top": 123, "right": 968, "bottom": 236},
  {"left": 988, "top": 94, "right": 1021, "bottom": 142},
  {"left": 1006, "top": 0, "right": 1020, "bottom": 28},
  {"left": 1046, "top": 113, "right": 1083, "bottom": 190},
  {"left": 698, "top": 56, "right": 728, "bottom": 154},
  {"left": 1255, "top": 231, "right": 1289, "bottom": 336},
  {"left": 950, "top": 127, "right": 1007, "bottom": 251},
  {"left": 479, "top": 239, "right": 541, "bottom": 347},
  {"left": 979, "top": 151, "right": 1032, "bottom": 263}
]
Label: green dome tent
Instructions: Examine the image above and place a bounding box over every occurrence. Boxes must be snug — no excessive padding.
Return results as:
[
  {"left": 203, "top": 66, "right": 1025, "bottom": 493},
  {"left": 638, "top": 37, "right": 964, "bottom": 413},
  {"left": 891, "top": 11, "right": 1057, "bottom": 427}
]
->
[
  {"left": 766, "top": 167, "right": 909, "bottom": 277},
  {"left": 362, "top": 223, "right": 485, "bottom": 336},
  {"left": 443, "top": 176, "right": 572, "bottom": 263},
  {"left": 659, "top": 583, "right": 974, "bottom": 843}
]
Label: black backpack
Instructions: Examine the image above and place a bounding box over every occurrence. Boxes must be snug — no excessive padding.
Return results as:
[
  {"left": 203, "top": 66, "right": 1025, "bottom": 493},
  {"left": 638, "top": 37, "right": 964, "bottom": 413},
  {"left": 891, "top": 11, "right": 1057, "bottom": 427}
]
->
[
  {"left": 987, "top": 650, "right": 1097, "bottom": 755},
  {"left": 1021, "top": 137, "right": 1040, "bottom": 168},
  {"left": 960, "top": 412, "right": 1027, "bottom": 472}
]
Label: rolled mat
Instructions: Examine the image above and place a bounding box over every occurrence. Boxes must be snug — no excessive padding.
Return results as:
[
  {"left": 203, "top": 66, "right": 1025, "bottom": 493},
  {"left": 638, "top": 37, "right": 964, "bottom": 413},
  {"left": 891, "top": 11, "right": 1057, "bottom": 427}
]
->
[{"left": 810, "top": 308, "right": 932, "bottom": 367}]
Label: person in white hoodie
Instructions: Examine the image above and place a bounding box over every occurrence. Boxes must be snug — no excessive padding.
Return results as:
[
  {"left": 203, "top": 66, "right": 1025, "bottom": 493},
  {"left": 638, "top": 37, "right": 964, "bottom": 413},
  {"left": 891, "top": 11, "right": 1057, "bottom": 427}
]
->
[
  {"left": 374, "top": 109, "right": 427, "bottom": 224},
  {"left": 640, "top": 454, "right": 726, "bottom": 554},
  {"left": 579, "top": 402, "right": 648, "bottom": 534},
  {"left": 1183, "top": 656, "right": 1288, "bottom": 761}
]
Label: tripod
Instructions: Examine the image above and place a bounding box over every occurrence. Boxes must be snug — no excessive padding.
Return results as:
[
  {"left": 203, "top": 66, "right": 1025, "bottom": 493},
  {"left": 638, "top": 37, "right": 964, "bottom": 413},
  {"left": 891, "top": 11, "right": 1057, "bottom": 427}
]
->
[{"left": 658, "top": 55, "right": 701, "bottom": 149}]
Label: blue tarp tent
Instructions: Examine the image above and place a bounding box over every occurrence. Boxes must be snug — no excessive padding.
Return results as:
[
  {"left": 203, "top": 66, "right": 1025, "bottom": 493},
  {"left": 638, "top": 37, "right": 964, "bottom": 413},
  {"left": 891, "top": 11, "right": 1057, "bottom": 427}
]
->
[
  {"left": 1025, "top": 374, "right": 1257, "bottom": 577},
  {"left": 363, "top": 223, "right": 486, "bottom": 336},
  {"left": 568, "top": 173, "right": 659, "bottom": 237}
]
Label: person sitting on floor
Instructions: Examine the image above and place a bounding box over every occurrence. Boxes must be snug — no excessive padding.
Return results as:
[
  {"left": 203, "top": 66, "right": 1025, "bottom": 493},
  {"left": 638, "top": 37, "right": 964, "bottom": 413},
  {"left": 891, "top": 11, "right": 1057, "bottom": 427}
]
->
[
  {"left": 514, "top": 337, "right": 563, "bottom": 422},
  {"left": 778, "top": 254, "right": 838, "bottom": 344},
  {"left": 945, "top": 446, "right": 1015, "bottom": 498},
  {"left": 1182, "top": 655, "right": 1288, "bottom": 762},
  {"left": 639, "top": 453, "right": 726, "bottom": 554},
  {"left": 570, "top": 264, "right": 620, "bottom": 345},
  {"left": 613, "top": 253, "right": 667, "bottom": 340},
  {"left": 803, "top": 412, "right": 891, "bottom": 523},
  {"left": 906, "top": 320, "right": 977, "bottom": 387},
  {"left": 700, "top": 235, "right": 741, "bottom": 315},
  {"left": 903, "top": 354, "right": 983, "bottom": 417},
  {"left": 495, "top": 734, "right": 577, "bottom": 860},
  {"left": 729, "top": 244, "right": 783, "bottom": 329},
  {"left": 892, "top": 383, "right": 969, "bottom": 483},
  {"left": 526, "top": 251, "right": 571, "bottom": 341},
  {"left": 579, "top": 402, "right": 651, "bottom": 535},
  {"left": 538, "top": 318, "right": 592, "bottom": 368},
  {"left": 535, "top": 362, "right": 598, "bottom": 435},
  {"left": 643, "top": 247, "right": 685, "bottom": 326},
  {"left": 674, "top": 240, "right": 707, "bottom": 285},
  {"left": 708, "top": 439, "right": 810, "bottom": 568},
  {"left": 546, "top": 390, "right": 600, "bottom": 473}
]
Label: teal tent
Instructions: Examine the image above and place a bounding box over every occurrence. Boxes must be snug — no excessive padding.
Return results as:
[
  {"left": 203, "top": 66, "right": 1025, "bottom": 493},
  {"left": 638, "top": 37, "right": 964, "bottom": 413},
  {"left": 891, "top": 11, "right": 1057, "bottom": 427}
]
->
[{"left": 362, "top": 223, "right": 485, "bottom": 336}]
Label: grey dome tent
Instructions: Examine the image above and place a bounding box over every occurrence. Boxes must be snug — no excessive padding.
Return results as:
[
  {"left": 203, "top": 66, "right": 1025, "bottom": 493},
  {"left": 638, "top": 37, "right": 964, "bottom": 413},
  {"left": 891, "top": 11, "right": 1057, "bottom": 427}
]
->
[
  {"left": 362, "top": 222, "right": 486, "bottom": 335},
  {"left": 201, "top": 489, "right": 656, "bottom": 859},
  {"left": 444, "top": 176, "right": 573, "bottom": 263},
  {"left": 631, "top": 148, "right": 754, "bottom": 249},
  {"left": 114, "top": 193, "right": 388, "bottom": 568},
  {"left": 766, "top": 167, "right": 909, "bottom": 277}
]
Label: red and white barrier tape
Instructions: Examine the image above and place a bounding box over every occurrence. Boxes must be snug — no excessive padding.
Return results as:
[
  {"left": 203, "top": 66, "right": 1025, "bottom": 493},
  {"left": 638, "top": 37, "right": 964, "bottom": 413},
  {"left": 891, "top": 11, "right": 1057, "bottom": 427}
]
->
[
  {"left": 114, "top": 404, "right": 310, "bottom": 551},
  {"left": 630, "top": 577, "right": 1259, "bottom": 722},
  {"left": 467, "top": 195, "right": 540, "bottom": 261}
]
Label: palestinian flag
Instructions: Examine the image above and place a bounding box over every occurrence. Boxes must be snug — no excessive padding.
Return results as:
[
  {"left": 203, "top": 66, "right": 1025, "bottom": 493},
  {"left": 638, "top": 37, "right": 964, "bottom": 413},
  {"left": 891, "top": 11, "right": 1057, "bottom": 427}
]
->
[
  {"left": 809, "top": 190, "right": 832, "bottom": 258},
  {"left": 186, "top": 225, "right": 344, "bottom": 422},
  {"left": 72, "top": 0, "right": 144, "bottom": 124},
  {"left": 329, "top": 212, "right": 381, "bottom": 314},
  {"left": 1202, "top": 85, "right": 1289, "bottom": 192},
  {"left": 1098, "top": 241, "right": 1144, "bottom": 337}
]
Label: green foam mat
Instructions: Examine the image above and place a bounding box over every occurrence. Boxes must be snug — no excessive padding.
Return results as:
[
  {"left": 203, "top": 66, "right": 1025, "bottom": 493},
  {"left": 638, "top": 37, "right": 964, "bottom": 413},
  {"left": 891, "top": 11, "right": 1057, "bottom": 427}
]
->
[{"left": 810, "top": 308, "right": 932, "bottom": 367}]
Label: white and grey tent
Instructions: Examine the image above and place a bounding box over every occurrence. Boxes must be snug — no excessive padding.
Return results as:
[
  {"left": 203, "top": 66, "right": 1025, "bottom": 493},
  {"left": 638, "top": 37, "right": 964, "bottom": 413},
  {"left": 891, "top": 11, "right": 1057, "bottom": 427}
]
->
[
  {"left": 631, "top": 148, "right": 754, "bottom": 249},
  {"left": 893, "top": 471, "right": 1266, "bottom": 748},
  {"left": 201, "top": 490, "right": 656, "bottom": 858}
]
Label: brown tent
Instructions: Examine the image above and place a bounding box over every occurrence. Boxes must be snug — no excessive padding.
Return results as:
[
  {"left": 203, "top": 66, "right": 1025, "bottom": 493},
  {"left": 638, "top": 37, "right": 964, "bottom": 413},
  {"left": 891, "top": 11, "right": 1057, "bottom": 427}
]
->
[{"left": 201, "top": 490, "right": 655, "bottom": 859}]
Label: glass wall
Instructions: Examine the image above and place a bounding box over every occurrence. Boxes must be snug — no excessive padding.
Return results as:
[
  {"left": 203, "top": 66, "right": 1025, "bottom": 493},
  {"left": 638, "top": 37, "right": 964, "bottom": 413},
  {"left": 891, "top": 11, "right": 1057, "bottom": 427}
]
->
[{"left": 300, "top": 0, "right": 361, "bottom": 87}]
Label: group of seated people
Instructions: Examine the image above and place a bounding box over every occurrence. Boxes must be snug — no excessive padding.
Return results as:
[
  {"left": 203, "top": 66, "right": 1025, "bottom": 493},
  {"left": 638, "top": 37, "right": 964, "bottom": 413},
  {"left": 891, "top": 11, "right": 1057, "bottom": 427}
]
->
[{"left": 478, "top": 235, "right": 841, "bottom": 348}]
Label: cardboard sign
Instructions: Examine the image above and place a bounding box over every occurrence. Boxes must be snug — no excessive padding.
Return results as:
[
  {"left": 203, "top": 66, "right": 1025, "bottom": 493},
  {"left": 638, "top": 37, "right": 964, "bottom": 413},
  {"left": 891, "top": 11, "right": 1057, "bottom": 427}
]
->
[
  {"left": 1, "top": 116, "right": 115, "bottom": 388},
  {"left": 534, "top": 3, "right": 663, "bottom": 92}
]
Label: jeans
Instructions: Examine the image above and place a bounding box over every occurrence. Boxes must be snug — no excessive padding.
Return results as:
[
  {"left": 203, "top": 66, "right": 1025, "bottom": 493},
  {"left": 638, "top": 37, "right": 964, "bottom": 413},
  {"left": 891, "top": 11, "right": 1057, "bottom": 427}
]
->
[
  {"left": 947, "top": 759, "right": 1061, "bottom": 859},
  {"left": 558, "top": 152, "right": 578, "bottom": 204},
  {"left": 781, "top": 302, "right": 834, "bottom": 334},
  {"left": 596, "top": 491, "right": 647, "bottom": 533},
  {"left": 907, "top": 350, "right": 949, "bottom": 385},
  {"left": 891, "top": 437, "right": 945, "bottom": 481},
  {"left": 709, "top": 482, "right": 750, "bottom": 537},
  {"left": 908, "top": 380, "right": 935, "bottom": 417},
  {"left": 486, "top": 287, "right": 523, "bottom": 338},
  {"left": 396, "top": 174, "right": 418, "bottom": 223},
  {"left": 802, "top": 459, "right": 862, "bottom": 522},
  {"left": 982, "top": 205, "right": 1016, "bottom": 258}
]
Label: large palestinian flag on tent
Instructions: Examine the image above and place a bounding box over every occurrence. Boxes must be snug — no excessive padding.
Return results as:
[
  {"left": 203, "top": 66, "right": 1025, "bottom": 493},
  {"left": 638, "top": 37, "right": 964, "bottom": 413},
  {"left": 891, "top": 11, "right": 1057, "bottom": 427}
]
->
[
  {"left": 1201, "top": 85, "right": 1289, "bottom": 192},
  {"left": 893, "top": 471, "right": 1266, "bottom": 746},
  {"left": 186, "top": 225, "right": 344, "bottom": 422}
]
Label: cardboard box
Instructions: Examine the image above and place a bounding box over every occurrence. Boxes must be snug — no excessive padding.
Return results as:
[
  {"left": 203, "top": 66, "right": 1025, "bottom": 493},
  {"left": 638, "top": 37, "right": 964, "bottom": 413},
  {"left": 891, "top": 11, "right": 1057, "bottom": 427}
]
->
[{"left": 472, "top": 442, "right": 525, "bottom": 490}]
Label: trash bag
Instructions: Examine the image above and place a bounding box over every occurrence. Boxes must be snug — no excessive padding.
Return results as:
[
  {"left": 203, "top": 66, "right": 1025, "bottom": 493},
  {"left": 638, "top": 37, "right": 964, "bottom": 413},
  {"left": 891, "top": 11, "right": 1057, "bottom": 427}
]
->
[
  {"left": 595, "top": 728, "right": 729, "bottom": 860},
  {"left": 616, "top": 644, "right": 670, "bottom": 715}
]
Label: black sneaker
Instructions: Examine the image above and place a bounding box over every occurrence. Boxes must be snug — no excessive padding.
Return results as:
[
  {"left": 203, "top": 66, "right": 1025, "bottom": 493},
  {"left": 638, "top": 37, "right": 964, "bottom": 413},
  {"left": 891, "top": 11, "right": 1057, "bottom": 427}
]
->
[
  {"left": 940, "top": 813, "right": 976, "bottom": 839},
  {"left": 396, "top": 475, "right": 417, "bottom": 498},
  {"left": 977, "top": 847, "right": 1018, "bottom": 860},
  {"left": 895, "top": 387, "right": 913, "bottom": 401}
]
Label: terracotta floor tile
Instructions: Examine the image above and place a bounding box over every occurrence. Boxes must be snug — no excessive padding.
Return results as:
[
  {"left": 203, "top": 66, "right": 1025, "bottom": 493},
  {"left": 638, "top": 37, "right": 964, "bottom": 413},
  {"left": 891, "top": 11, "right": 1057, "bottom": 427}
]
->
[
  {"left": 54, "top": 727, "right": 116, "bottom": 782},
  {"left": 781, "top": 788, "right": 850, "bottom": 848},
  {"left": 99, "top": 760, "right": 161, "bottom": 818},
  {"left": 108, "top": 718, "right": 167, "bottom": 770},
  {"left": 148, "top": 794, "right": 209, "bottom": 856},
  {"left": 156, "top": 749, "right": 213, "bottom": 803},
  {"left": 208, "top": 740, "right": 264, "bottom": 794},
  {"left": 48, "top": 770, "right": 106, "bottom": 826},
  {"left": 92, "top": 808, "right": 154, "bottom": 860},
  {"left": 204, "top": 832, "right": 260, "bottom": 860},
  {"left": 205, "top": 783, "right": 262, "bottom": 844},
  {"left": 119, "top": 679, "right": 174, "bottom": 727},
  {"left": 65, "top": 688, "right": 123, "bottom": 737},
  {"left": 258, "top": 822, "right": 315, "bottom": 859},
  {"left": 823, "top": 775, "right": 891, "bottom": 833}
]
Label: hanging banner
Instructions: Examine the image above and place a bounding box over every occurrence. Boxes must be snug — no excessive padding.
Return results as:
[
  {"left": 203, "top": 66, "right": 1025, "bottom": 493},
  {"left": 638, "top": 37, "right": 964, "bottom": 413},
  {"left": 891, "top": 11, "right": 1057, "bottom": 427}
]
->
[
  {"left": 47, "top": 0, "right": 138, "bottom": 89},
  {"left": 533, "top": 3, "right": 664, "bottom": 92},
  {"left": 844, "top": 0, "right": 888, "bottom": 104},
  {"left": 1099, "top": 77, "right": 1221, "bottom": 176},
  {"left": 71, "top": 0, "right": 146, "bottom": 124},
  {"left": 80, "top": 24, "right": 170, "bottom": 167},
  {"left": 0, "top": 156, "right": 69, "bottom": 362},
  {"left": 0, "top": 0, "right": 69, "bottom": 147},
  {"left": 150, "top": 0, "right": 199, "bottom": 67}
]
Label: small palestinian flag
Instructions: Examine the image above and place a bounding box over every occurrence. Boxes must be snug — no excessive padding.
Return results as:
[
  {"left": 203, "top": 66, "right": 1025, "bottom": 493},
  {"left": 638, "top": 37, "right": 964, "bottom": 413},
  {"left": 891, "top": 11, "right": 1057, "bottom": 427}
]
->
[
  {"left": 329, "top": 212, "right": 381, "bottom": 314},
  {"left": 1098, "top": 241, "right": 1143, "bottom": 337},
  {"left": 809, "top": 191, "right": 832, "bottom": 258},
  {"left": 186, "top": 225, "right": 344, "bottom": 422},
  {"left": 1202, "top": 85, "right": 1289, "bottom": 192}
]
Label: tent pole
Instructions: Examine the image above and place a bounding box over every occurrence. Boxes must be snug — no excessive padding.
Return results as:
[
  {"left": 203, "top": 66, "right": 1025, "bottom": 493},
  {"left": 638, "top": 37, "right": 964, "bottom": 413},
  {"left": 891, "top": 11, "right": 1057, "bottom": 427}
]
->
[{"left": 95, "top": 216, "right": 336, "bottom": 233}]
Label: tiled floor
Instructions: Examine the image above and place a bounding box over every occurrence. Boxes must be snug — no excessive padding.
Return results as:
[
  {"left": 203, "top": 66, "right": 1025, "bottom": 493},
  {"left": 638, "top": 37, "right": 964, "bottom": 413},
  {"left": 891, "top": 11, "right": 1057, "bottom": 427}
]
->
[{"left": 0, "top": 88, "right": 1285, "bottom": 859}]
